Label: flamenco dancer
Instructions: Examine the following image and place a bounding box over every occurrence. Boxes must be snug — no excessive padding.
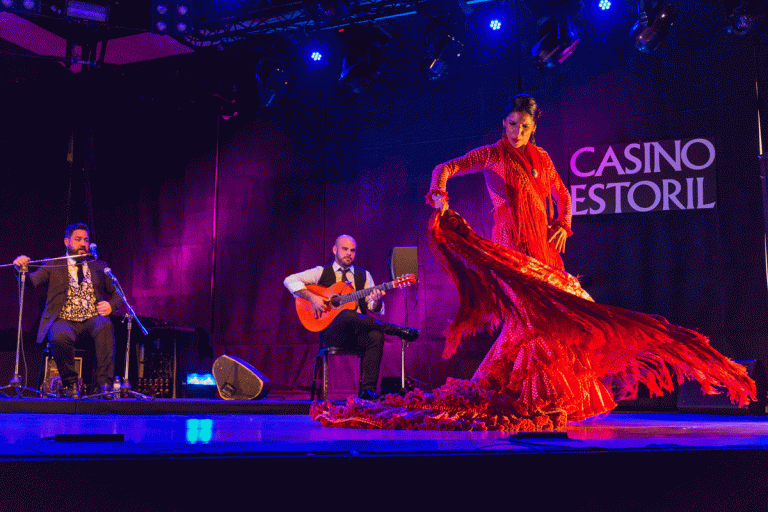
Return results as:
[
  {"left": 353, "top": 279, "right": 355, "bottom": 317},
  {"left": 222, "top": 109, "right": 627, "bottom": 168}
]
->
[{"left": 311, "top": 94, "right": 756, "bottom": 431}]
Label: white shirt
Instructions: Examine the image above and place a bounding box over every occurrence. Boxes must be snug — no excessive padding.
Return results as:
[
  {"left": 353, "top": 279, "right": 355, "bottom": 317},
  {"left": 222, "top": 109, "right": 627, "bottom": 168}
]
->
[
  {"left": 66, "top": 257, "right": 91, "bottom": 285},
  {"left": 283, "top": 262, "right": 384, "bottom": 314}
]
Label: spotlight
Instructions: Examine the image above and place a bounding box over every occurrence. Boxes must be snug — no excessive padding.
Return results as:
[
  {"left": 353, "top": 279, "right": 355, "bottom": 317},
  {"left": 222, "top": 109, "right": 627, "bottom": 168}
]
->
[
  {"left": 532, "top": 15, "right": 580, "bottom": 70},
  {"left": 417, "top": 0, "right": 470, "bottom": 81},
  {"left": 256, "top": 58, "right": 288, "bottom": 108},
  {"left": 338, "top": 23, "right": 391, "bottom": 94},
  {"left": 598, "top": 0, "right": 611, "bottom": 10},
  {"left": 422, "top": 33, "right": 464, "bottom": 80},
  {"left": 726, "top": 0, "right": 759, "bottom": 36},
  {"left": 630, "top": 1, "right": 678, "bottom": 53},
  {"left": 0, "top": 0, "right": 41, "bottom": 13},
  {"left": 66, "top": 1, "right": 110, "bottom": 23},
  {"left": 311, "top": 51, "right": 323, "bottom": 61},
  {"left": 490, "top": 19, "right": 501, "bottom": 30},
  {"left": 152, "top": 1, "right": 192, "bottom": 35}
]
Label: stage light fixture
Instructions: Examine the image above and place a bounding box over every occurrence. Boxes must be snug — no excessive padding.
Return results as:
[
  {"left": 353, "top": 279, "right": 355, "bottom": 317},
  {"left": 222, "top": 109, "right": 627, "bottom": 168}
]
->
[
  {"left": 630, "top": 0, "right": 678, "bottom": 53},
  {"left": 256, "top": 58, "right": 288, "bottom": 108},
  {"left": 311, "top": 51, "right": 323, "bottom": 61},
  {"left": 531, "top": 15, "right": 580, "bottom": 70},
  {"left": 490, "top": 19, "right": 501, "bottom": 30},
  {"left": 185, "top": 374, "right": 216, "bottom": 398},
  {"left": 422, "top": 33, "right": 464, "bottom": 80},
  {"left": 599, "top": 0, "right": 611, "bottom": 10},
  {"left": 66, "top": 1, "right": 109, "bottom": 23},
  {"left": 726, "top": 0, "right": 759, "bottom": 36},
  {"left": 338, "top": 23, "right": 391, "bottom": 94},
  {"left": 0, "top": 0, "right": 41, "bottom": 14},
  {"left": 417, "top": 0, "right": 471, "bottom": 81},
  {"left": 187, "top": 373, "right": 215, "bottom": 386},
  {"left": 152, "top": 1, "right": 192, "bottom": 36}
]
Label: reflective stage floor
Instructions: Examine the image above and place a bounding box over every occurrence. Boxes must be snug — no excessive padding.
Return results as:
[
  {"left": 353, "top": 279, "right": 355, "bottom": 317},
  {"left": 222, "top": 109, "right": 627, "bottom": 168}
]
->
[
  {"left": 1, "top": 406, "right": 767, "bottom": 511},
  {"left": 0, "top": 410, "right": 767, "bottom": 456}
]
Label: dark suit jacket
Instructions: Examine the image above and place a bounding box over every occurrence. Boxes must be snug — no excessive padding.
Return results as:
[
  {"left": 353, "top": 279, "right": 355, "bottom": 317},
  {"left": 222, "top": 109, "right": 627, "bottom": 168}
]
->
[{"left": 25, "top": 259, "right": 125, "bottom": 344}]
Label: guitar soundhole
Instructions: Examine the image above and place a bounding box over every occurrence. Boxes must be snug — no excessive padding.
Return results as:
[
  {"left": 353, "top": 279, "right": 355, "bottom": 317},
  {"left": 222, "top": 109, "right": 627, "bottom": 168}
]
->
[{"left": 329, "top": 295, "right": 342, "bottom": 308}]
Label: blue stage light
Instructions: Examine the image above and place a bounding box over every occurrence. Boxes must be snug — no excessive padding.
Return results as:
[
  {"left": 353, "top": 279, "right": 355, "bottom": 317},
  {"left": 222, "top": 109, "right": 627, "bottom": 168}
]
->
[
  {"left": 187, "top": 373, "right": 216, "bottom": 386},
  {"left": 490, "top": 19, "right": 501, "bottom": 31},
  {"left": 186, "top": 418, "right": 213, "bottom": 444},
  {"left": 311, "top": 51, "right": 323, "bottom": 61},
  {"left": 598, "top": 0, "right": 611, "bottom": 10}
]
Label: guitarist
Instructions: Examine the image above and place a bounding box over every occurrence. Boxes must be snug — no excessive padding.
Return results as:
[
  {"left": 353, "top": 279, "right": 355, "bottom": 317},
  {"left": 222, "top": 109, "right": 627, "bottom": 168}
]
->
[{"left": 284, "top": 234, "right": 418, "bottom": 401}]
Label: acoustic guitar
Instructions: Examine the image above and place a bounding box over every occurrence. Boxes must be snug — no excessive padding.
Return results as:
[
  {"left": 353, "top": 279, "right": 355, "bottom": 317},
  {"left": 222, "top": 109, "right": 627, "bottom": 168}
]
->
[{"left": 295, "top": 274, "right": 417, "bottom": 332}]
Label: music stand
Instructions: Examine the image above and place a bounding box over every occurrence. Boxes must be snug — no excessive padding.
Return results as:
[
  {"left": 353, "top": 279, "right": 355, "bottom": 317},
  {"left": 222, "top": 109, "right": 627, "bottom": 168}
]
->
[
  {"left": 389, "top": 247, "right": 418, "bottom": 395},
  {"left": 82, "top": 268, "right": 153, "bottom": 400},
  {"left": 0, "top": 263, "right": 57, "bottom": 398}
]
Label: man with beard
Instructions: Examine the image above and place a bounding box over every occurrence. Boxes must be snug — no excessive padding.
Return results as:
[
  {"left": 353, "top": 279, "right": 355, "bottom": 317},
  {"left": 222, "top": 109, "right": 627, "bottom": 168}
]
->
[
  {"left": 13, "top": 223, "right": 124, "bottom": 398},
  {"left": 284, "top": 234, "right": 418, "bottom": 401}
]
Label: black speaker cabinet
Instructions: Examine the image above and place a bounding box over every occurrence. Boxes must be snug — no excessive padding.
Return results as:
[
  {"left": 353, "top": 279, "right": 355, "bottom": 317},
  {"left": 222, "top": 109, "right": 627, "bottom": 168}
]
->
[
  {"left": 389, "top": 246, "right": 418, "bottom": 280},
  {"left": 677, "top": 359, "right": 767, "bottom": 415},
  {"left": 212, "top": 355, "right": 271, "bottom": 400}
]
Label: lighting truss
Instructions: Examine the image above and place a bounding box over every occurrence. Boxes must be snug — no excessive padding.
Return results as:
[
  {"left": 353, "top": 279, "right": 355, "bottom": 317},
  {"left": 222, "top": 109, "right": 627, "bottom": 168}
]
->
[{"left": 183, "top": 0, "right": 420, "bottom": 48}]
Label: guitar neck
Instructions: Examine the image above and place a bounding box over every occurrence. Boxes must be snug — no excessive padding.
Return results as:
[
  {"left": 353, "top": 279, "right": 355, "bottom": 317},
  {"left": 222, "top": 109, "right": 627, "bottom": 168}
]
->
[{"left": 337, "top": 281, "right": 396, "bottom": 305}]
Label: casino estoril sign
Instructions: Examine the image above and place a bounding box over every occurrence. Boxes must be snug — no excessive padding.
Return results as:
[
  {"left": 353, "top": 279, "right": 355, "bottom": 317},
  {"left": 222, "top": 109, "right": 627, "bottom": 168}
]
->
[{"left": 569, "top": 138, "right": 716, "bottom": 215}]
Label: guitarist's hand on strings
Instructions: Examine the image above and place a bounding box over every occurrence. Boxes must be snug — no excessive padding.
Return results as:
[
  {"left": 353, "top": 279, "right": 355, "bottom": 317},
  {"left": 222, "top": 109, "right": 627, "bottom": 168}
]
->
[
  {"left": 369, "top": 288, "right": 386, "bottom": 313},
  {"left": 308, "top": 294, "right": 329, "bottom": 320}
]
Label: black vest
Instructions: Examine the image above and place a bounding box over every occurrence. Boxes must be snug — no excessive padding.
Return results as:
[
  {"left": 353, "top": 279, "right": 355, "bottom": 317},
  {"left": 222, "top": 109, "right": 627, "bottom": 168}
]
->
[{"left": 317, "top": 264, "right": 368, "bottom": 314}]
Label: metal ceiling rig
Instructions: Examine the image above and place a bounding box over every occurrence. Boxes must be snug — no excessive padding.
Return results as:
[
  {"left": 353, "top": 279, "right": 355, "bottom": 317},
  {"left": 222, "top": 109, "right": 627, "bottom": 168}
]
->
[{"left": 181, "top": 0, "right": 421, "bottom": 48}]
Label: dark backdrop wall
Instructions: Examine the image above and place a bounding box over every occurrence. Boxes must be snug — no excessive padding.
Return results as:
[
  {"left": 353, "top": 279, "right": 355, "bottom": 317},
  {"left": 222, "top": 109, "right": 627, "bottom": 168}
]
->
[{"left": 2, "top": 0, "right": 767, "bottom": 394}]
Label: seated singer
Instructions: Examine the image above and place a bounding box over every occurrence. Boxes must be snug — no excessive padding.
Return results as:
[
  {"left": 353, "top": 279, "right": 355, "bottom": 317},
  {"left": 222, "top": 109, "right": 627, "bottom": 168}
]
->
[
  {"left": 284, "top": 235, "right": 418, "bottom": 401},
  {"left": 13, "top": 223, "right": 124, "bottom": 399}
]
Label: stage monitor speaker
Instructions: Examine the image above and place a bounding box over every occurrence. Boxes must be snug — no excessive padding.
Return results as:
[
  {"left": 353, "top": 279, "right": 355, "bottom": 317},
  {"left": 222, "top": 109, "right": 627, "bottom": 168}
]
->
[
  {"left": 212, "top": 355, "right": 271, "bottom": 400},
  {"left": 677, "top": 359, "right": 767, "bottom": 415},
  {"left": 390, "top": 247, "right": 418, "bottom": 280}
]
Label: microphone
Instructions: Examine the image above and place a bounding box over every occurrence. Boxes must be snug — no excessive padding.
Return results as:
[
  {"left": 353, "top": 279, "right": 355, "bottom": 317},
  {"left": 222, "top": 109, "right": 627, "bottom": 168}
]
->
[
  {"left": 104, "top": 267, "right": 119, "bottom": 284},
  {"left": 89, "top": 243, "right": 98, "bottom": 261}
]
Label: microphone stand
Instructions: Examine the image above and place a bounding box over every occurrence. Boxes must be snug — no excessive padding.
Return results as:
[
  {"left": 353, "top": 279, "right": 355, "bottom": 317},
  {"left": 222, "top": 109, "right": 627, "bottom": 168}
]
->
[
  {"left": 0, "top": 264, "right": 57, "bottom": 398},
  {"left": 82, "top": 268, "right": 153, "bottom": 400},
  {"left": 400, "top": 290, "right": 408, "bottom": 395}
]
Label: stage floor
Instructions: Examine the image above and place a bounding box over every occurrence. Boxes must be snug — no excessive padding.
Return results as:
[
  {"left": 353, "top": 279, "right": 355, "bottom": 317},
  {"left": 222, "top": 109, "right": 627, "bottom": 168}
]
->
[
  {"left": 1, "top": 407, "right": 767, "bottom": 511},
  {"left": 0, "top": 409, "right": 766, "bottom": 459}
]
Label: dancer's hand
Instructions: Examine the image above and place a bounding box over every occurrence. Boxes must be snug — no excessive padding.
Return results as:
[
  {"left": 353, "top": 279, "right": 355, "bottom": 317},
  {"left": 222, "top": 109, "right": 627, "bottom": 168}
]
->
[
  {"left": 548, "top": 227, "right": 567, "bottom": 253},
  {"left": 431, "top": 193, "right": 449, "bottom": 214}
]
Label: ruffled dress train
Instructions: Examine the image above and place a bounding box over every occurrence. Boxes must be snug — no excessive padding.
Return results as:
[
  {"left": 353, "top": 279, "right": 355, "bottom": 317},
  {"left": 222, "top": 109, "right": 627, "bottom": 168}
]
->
[{"left": 310, "top": 210, "right": 756, "bottom": 430}]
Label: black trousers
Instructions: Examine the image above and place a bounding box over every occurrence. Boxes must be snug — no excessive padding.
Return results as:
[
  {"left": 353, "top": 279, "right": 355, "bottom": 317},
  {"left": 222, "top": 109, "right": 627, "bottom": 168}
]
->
[
  {"left": 48, "top": 316, "right": 115, "bottom": 388},
  {"left": 319, "top": 310, "right": 384, "bottom": 392}
]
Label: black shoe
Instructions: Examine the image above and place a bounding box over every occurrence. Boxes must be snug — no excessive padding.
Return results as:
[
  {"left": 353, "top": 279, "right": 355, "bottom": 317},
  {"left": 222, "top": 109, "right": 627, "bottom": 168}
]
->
[
  {"left": 97, "top": 383, "right": 114, "bottom": 399},
  {"left": 358, "top": 388, "right": 380, "bottom": 401},
  {"left": 383, "top": 323, "right": 420, "bottom": 342},
  {"left": 60, "top": 382, "right": 79, "bottom": 399}
]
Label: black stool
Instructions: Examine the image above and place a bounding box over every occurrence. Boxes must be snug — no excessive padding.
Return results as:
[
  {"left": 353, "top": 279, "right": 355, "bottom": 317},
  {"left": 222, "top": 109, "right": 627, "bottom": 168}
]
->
[{"left": 310, "top": 346, "right": 364, "bottom": 401}]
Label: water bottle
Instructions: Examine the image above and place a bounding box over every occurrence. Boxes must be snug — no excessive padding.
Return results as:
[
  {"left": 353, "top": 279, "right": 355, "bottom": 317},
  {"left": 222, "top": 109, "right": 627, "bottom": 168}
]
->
[{"left": 113, "top": 375, "right": 121, "bottom": 399}]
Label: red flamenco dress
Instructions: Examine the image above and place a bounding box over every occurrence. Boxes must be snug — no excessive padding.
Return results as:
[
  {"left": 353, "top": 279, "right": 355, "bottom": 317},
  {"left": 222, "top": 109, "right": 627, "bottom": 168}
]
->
[{"left": 310, "top": 140, "right": 756, "bottom": 431}]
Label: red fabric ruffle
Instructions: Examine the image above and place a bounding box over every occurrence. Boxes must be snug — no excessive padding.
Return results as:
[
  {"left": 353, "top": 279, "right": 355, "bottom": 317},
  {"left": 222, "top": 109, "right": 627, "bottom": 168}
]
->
[{"left": 310, "top": 210, "right": 756, "bottom": 430}]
